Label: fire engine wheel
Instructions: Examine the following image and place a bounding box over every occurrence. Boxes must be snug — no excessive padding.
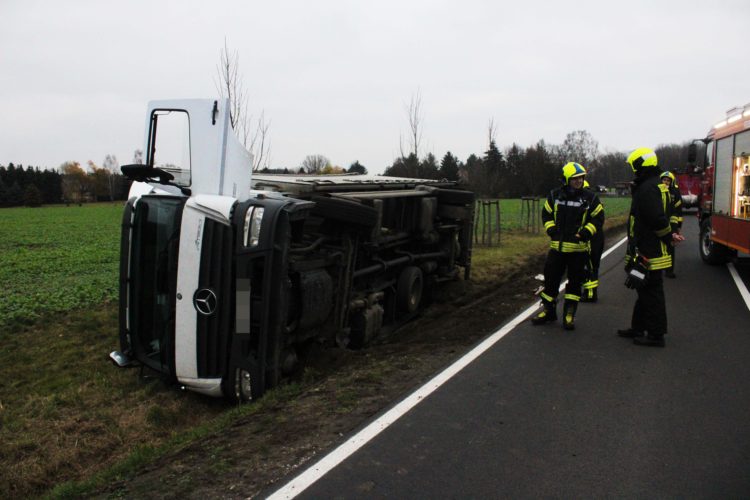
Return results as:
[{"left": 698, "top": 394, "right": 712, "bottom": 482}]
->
[
  {"left": 699, "top": 218, "right": 733, "bottom": 265},
  {"left": 396, "top": 266, "right": 424, "bottom": 314},
  {"left": 310, "top": 196, "right": 378, "bottom": 227}
]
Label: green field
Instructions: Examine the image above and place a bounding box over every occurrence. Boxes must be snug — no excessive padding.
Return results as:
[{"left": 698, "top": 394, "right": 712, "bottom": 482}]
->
[
  {"left": 473, "top": 196, "right": 631, "bottom": 238},
  {"left": 0, "top": 198, "right": 632, "bottom": 329},
  {"left": 0, "top": 203, "right": 123, "bottom": 329}
]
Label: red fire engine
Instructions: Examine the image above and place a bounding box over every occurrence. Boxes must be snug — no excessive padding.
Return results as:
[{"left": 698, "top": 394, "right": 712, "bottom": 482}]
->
[
  {"left": 692, "top": 103, "right": 750, "bottom": 263},
  {"left": 674, "top": 168, "right": 702, "bottom": 209}
]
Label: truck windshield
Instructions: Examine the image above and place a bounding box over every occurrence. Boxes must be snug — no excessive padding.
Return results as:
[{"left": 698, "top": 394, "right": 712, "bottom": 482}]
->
[{"left": 129, "top": 196, "right": 185, "bottom": 373}]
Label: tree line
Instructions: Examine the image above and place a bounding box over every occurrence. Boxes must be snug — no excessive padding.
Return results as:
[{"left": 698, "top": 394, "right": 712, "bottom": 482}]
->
[
  {"left": 0, "top": 155, "right": 131, "bottom": 208},
  {"left": 1, "top": 132, "right": 692, "bottom": 208},
  {"left": 383, "top": 130, "right": 693, "bottom": 199}
]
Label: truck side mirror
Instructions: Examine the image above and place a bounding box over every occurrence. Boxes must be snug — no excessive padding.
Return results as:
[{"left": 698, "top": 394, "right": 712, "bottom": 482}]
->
[{"left": 687, "top": 143, "right": 697, "bottom": 164}]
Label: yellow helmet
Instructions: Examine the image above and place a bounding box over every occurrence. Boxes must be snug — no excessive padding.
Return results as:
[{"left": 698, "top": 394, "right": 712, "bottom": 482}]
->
[
  {"left": 627, "top": 147, "right": 658, "bottom": 173},
  {"left": 562, "top": 162, "right": 586, "bottom": 185},
  {"left": 660, "top": 171, "right": 675, "bottom": 182}
]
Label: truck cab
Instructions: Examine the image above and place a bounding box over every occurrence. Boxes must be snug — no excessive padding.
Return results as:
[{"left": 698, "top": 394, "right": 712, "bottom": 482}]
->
[{"left": 112, "top": 99, "right": 475, "bottom": 402}]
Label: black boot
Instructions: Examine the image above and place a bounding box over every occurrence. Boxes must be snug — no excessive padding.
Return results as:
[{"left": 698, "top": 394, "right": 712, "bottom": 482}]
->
[
  {"left": 531, "top": 300, "right": 557, "bottom": 325},
  {"left": 562, "top": 300, "right": 577, "bottom": 331},
  {"left": 617, "top": 328, "right": 644, "bottom": 338},
  {"left": 634, "top": 334, "right": 665, "bottom": 347},
  {"left": 580, "top": 282, "right": 595, "bottom": 302}
]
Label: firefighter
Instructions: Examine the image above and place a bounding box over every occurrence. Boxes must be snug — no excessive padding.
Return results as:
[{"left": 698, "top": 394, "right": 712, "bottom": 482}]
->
[
  {"left": 660, "top": 171, "right": 683, "bottom": 278},
  {"left": 618, "top": 148, "right": 685, "bottom": 347},
  {"left": 531, "top": 162, "right": 604, "bottom": 330},
  {"left": 581, "top": 180, "right": 605, "bottom": 302}
]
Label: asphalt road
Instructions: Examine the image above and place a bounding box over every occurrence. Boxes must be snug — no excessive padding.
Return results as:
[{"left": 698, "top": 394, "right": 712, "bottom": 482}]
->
[{"left": 269, "top": 216, "right": 750, "bottom": 498}]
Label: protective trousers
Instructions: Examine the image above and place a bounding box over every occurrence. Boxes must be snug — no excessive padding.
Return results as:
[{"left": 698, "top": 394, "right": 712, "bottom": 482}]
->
[
  {"left": 540, "top": 250, "right": 587, "bottom": 306},
  {"left": 631, "top": 269, "right": 667, "bottom": 336},
  {"left": 666, "top": 241, "right": 676, "bottom": 274},
  {"left": 583, "top": 233, "right": 604, "bottom": 297}
]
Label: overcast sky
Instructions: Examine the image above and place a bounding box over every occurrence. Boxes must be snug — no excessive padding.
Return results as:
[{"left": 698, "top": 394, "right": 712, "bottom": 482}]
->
[{"left": 1, "top": 0, "right": 748, "bottom": 174}]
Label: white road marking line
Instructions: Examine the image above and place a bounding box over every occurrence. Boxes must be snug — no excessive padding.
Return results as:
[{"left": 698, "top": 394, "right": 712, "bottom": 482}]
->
[
  {"left": 266, "top": 236, "right": 629, "bottom": 499},
  {"left": 727, "top": 263, "right": 750, "bottom": 312}
]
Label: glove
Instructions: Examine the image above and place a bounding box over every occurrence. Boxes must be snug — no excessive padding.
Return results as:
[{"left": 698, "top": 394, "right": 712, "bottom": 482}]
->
[
  {"left": 546, "top": 226, "right": 559, "bottom": 239},
  {"left": 624, "top": 253, "right": 649, "bottom": 290}
]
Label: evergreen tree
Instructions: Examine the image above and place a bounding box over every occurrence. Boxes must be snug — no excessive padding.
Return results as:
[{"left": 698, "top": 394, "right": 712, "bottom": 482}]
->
[
  {"left": 40, "top": 169, "right": 63, "bottom": 204},
  {"left": 419, "top": 153, "right": 439, "bottom": 179},
  {"left": 505, "top": 143, "right": 526, "bottom": 197},
  {"left": 463, "top": 154, "right": 484, "bottom": 196},
  {"left": 7, "top": 181, "right": 23, "bottom": 206},
  {"left": 483, "top": 140, "right": 506, "bottom": 197},
  {"left": 24, "top": 184, "right": 43, "bottom": 207},
  {"left": 439, "top": 152, "right": 460, "bottom": 181},
  {"left": 347, "top": 160, "right": 367, "bottom": 174},
  {"left": 0, "top": 177, "right": 7, "bottom": 207},
  {"left": 384, "top": 153, "right": 419, "bottom": 178},
  {"left": 5, "top": 163, "right": 17, "bottom": 187},
  {"left": 523, "top": 140, "right": 558, "bottom": 196}
]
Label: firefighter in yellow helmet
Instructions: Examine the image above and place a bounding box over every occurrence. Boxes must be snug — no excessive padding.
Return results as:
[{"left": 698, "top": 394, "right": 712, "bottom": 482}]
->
[
  {"left": 581, "top": 180, "right": 605, "bottom": 302},
  {"left": 660, "top": 171, "right": 683, "bottom": 278},
  {"left": 618, "top": 148, "right": 684, "bottom": 347},
  {"left": 532, "top": 162, "right": 604, "bottom": 330}
]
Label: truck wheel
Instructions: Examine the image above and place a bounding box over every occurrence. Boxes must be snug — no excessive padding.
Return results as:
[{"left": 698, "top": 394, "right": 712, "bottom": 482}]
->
[
  {"left": 699, "top": 218, "right": 732, "bottom": 265},
  {"left": 397, "top": 266, "right": 424, "bottom": 313}
]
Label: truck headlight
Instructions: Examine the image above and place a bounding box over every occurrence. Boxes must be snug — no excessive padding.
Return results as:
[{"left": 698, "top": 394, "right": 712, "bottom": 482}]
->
[{"left": 243, "top": 207, "right": 264, "bottom": 247}]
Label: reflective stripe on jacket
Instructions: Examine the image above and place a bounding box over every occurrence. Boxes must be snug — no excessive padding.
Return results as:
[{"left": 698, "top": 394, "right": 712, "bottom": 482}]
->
[
  {"left": 542, "top": 186, "right": 604, "bottom": 253},
  {"left": 628, "top": 171, "right": 674, "bottom": 270}
]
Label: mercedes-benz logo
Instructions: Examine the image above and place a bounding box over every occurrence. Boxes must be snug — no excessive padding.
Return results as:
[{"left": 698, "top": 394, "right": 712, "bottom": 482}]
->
[{"left": 193, "top": 288, "right": 218, "bottom": 316}]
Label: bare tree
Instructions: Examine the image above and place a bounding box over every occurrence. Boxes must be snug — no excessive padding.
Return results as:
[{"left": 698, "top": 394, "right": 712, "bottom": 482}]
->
[
  {"left": 249, "top": 110, "right": 271, "bottom": 171},
  {"left": 400, "top": 89, "right": 424, "bottom": 159},
  {"left": 215, "top": 40, "right": 271, "bottom": 171},
  {"left": 487, "top": 118, "right": 497, "bottom": 149},
  {"left": 559, "top": 130, "right": 599, "bottom": 167},
  {"left": 103, "top": 154, "right": 119, "bottom": 201},
  {"left": 132, "top": 149, "right": 143, "bottom": 165},
  {"left": 301, "top": 154, "right": 330, "bottom": 174}
]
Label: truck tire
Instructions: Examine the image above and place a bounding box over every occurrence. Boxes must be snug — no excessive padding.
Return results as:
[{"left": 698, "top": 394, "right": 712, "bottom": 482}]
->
[
  {"left": 699, "top": 218, "right": 732, "bottom": 265},
  {"left": 311, "top": 196, "right": 378, "bottom": 227},
  {"left": 396, "top": 266, "right": 424, "bottom": 314}
]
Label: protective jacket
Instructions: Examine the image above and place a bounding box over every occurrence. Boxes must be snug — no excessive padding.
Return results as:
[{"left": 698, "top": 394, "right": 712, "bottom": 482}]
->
[
  {"left": 628, "top": 170, "right": 674, "bottom": 270},
  {"left": 543, "top": 186, "right": 604, "bottom": 253},
  {"left": 668, "top": 184, "right": 683, "bottom": 231}
]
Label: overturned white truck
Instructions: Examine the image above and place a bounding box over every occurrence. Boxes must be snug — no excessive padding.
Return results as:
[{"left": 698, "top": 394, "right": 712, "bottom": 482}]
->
[{"left": 111, "top": 99, "right": 474, "bottom": 402}]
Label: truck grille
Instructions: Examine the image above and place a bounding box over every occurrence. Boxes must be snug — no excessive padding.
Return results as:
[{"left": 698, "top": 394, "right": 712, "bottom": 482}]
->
[{"left": 196, "top": 219, "right": 233, "bottom": 378}]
